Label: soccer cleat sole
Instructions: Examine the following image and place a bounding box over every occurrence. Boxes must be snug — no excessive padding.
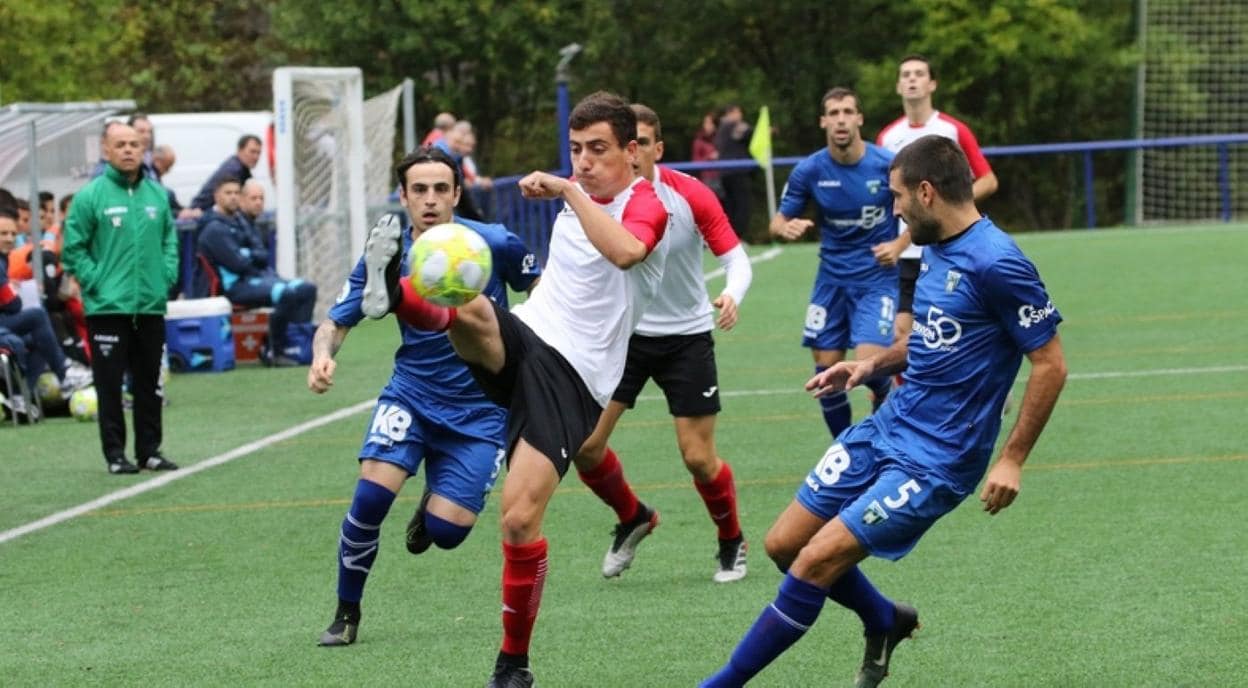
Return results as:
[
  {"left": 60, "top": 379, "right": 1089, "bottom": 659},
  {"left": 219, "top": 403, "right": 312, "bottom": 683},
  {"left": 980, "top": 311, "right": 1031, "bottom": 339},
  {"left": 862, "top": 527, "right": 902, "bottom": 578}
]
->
[{"left": 361, "top": 214, "right": 404, "bottom": 319}]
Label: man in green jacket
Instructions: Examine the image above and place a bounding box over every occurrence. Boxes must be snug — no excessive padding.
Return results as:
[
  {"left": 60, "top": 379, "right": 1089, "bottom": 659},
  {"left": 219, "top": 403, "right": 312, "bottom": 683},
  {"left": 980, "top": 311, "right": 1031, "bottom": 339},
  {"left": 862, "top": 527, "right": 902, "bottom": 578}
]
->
[{"left": 63, "top": 123, "right": 180, "bottom": 475}]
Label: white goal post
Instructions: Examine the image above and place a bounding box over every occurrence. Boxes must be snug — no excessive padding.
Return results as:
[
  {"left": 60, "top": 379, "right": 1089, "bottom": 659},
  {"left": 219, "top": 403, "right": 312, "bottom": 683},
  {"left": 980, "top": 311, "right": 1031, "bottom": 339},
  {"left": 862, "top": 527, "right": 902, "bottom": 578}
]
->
[{"left": 272, "top": 67, "right": 368, "bottom": 318}]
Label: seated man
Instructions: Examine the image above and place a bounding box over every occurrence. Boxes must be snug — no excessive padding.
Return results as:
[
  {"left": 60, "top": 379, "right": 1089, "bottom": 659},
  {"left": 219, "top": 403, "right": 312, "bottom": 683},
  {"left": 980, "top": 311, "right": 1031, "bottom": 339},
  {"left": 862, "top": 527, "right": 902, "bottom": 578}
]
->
[
  {"left": 197, "top": 178, "right": 317, "bottom": 366},
  {"left": 0, "top": 209, "right": 92, "bottom": 399}
]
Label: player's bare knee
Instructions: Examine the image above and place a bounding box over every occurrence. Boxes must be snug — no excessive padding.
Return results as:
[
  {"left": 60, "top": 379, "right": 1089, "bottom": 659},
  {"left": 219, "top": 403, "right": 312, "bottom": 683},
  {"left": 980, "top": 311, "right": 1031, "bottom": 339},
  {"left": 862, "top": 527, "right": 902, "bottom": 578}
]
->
[
  {"left": 573, "top": 438, "right": 607, "bottom": 471},
  {"left": 763, "top": 529, "right": 801, "bottom": 570},
  {"left": 499, "top": 502, "right": 542, "bottom": 543},
  {"left": 681, "top": 452, "right": 719, "bottom": 483}
]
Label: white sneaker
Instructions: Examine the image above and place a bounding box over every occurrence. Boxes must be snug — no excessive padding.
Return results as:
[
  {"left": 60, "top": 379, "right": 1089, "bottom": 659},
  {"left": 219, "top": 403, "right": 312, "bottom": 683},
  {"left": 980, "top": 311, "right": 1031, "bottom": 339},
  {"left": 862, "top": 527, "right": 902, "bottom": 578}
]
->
[
  {"left": 61, "top": 361, "right": 93, "bottom": 395},
  {"left": 361, "top": 213, "right": 404, "bottom": 319},
  {"left": 2, "top": 393, "right": 40, "bottom": 423}
]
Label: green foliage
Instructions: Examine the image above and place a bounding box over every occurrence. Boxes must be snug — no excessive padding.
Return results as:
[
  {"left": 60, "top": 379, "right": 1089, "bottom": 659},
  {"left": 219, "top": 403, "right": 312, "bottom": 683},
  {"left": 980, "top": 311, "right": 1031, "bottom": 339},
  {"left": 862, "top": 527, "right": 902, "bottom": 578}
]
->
[{"left": 1, "top": 0, "right": 1147, "bottom": 229}]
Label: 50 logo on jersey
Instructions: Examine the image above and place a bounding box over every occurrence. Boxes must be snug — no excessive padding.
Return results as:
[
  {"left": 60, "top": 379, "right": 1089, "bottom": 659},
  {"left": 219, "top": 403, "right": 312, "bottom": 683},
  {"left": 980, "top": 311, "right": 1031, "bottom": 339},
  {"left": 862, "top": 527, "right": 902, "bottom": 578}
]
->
[
  {"left": 367, "top": 403, "right": 412, "bottom": 446},
  {"left": 913, "top": 305, "right": 962, "bottom": 351}
]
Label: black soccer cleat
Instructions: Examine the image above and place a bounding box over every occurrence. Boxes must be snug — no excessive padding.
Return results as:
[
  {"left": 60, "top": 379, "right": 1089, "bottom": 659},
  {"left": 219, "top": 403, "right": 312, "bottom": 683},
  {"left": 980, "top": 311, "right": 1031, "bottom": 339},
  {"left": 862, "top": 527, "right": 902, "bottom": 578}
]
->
[
  {"left": 106, "top": 457, "right": 140, "bottom": 475},
  {"left": 486, "top": 658, "right": 536, "bottom": 688},
  {"left": 405, "top": 487, "right": 435, "bottom": 555},
  {"left": 140, "top": 453, "right": 179, "bottom": 471},
  {"left": 601, "top": 502, "right": 659, "bottom": 578},
  {"left": 854, "top": 602, "right": 920, "bottom": 688},
  {"left": 317, "top": 602, "right": 361, "bottom": 647},
  {"left": 361, "top": 213, "right": 405, "bottom": 319}
]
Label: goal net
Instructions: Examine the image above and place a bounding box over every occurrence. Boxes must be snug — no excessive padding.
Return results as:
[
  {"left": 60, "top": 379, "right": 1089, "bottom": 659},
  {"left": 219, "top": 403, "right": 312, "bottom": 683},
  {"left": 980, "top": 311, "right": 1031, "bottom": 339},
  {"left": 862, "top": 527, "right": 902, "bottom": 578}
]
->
[
  {"left": 1137, "top": 0, "right": 1248, "bottom": 223},
  {"left": 273, "top": 68, "right": 403, "bottom": 319}
]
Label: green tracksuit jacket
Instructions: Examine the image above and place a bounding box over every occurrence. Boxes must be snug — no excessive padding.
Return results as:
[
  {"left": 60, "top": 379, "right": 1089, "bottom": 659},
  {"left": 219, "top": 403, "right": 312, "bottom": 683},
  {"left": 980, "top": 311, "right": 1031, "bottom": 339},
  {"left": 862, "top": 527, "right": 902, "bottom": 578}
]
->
[{"left": 62, "top": 165, "right": 180, "bottom": 316}]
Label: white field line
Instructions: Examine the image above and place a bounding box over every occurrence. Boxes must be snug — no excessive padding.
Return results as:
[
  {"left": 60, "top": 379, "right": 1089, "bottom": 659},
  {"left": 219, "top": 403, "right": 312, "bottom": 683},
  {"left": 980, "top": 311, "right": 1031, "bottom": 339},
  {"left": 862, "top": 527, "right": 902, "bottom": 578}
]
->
[
  {"left": 0, "top": 400, "right": 375, "bottom": 545},
  {"left": 4, "top": 244, "right": 1241, "bottom": 544},
  {"left": 637, "top": 364, "right": 1248, "bottom": 402}
]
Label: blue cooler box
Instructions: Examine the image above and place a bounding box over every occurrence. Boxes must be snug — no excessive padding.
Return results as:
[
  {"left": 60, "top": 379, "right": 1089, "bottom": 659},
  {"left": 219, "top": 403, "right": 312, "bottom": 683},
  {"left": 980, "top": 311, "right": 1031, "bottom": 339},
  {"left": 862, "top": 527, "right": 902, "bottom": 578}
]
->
[{"left": 166, "top": 297, "right": 235, "bottom": 373}]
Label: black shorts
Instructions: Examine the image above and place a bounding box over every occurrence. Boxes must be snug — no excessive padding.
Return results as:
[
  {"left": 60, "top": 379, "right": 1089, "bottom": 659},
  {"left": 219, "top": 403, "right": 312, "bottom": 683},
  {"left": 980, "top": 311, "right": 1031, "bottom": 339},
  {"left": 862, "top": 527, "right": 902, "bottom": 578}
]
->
[
  {"left": 466, "top": 300, "right": 602, "bottom": 478},
  {"left": 611, "top": 332, "right": 721, "bottom": 417},
  {"left": 898, "top": 258, "right": 921, "bottom": 314}
]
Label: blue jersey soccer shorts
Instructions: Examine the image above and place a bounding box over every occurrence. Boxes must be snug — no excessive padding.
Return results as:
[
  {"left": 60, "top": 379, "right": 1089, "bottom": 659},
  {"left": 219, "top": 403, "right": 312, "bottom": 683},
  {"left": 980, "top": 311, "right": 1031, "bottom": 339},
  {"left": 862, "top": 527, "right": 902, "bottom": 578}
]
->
[
  {"left": 359, "top": 382, "right": 505, "bottom": 514},
  {"left": 802, "top": 281, "right": 897, "bottom": 351},
  {"left": 794, "top": 421, "right": 967, "bottom": 560}
]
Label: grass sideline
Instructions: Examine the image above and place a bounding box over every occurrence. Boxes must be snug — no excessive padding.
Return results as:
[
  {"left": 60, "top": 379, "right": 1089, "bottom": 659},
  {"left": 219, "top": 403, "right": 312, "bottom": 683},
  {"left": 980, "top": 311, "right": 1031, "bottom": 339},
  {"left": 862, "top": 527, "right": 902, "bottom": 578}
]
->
[{"left": 2, "top": 223, "right": 1246, "bottom": 686}]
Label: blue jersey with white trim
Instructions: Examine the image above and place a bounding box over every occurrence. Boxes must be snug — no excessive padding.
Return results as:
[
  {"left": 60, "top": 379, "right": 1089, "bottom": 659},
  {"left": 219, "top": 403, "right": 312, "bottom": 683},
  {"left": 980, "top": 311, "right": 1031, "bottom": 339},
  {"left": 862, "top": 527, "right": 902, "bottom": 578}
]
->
[
  {"left": 329, "top": 215, "right": 540, "bottom": 416},
  {"left": 778, "top": 143, "right": 898, "bottom": 286},
  {"left": 866, "top": 217, "right": 1061, "bottom": 493}
]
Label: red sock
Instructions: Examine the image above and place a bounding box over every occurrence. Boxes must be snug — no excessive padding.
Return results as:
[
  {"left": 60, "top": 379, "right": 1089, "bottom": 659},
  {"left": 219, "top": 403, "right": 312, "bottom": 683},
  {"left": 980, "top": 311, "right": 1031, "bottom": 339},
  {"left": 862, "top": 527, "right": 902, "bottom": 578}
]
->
[
  {"left": 695, "top": 460, "right": 741, "bottom": 541},
  {"left": 395, "top": 279, "right": 456, "bottom": 331},
  {"left": 500, "top": 539, "right": 548, "bottom": 656},
  {"left": 577, "top": 448, "right": 640, "bottom": 523}
]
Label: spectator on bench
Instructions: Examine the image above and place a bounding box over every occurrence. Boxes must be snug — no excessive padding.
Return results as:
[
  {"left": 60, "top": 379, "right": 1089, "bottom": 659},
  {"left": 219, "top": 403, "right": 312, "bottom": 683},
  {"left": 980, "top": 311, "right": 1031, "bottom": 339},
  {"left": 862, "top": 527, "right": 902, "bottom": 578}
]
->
[
  {"left": 197, "top": 178, "right": 316, "bottom": 367},
  {"left": 190, "top": 134, "right": 262, "bottom": 211},
  {"left": 1, "top": 208, "right": 93, "bottom": 416}
]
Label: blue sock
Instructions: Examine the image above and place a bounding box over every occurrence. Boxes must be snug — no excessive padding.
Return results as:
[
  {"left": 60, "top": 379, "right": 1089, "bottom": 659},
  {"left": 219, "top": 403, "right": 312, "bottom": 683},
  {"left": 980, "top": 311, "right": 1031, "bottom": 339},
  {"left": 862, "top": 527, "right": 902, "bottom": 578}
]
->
[
  {"left": 866, "top": 375, "right": 892, "bottom": 413},
  {"left": 702, "top": 573, "right": 827, "bottom": 687},
  {"left": 816, "top": 366, "right": 852, "bottom": 437},
  {"left": 425, "top": 511, "right": 473, "bottom": 550},
  {"left": 826, "top": 565, "right": 896, "bottom": 635},
  {"left": 336, "top": 479, "right": 396, "bottom": 603}
]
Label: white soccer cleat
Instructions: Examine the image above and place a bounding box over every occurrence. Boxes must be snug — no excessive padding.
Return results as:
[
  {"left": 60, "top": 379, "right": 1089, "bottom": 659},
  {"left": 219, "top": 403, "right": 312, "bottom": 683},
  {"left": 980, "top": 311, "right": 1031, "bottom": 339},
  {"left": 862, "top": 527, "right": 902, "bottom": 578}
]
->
[
  {"left": 602, "top": 504, "right": 659, "bottom": 578},
  {"left": 712, "top": 537, "right": 748, "bottom": 583},
  {"left": 361, "top": 213, "right": 404, "bottom": 319}
]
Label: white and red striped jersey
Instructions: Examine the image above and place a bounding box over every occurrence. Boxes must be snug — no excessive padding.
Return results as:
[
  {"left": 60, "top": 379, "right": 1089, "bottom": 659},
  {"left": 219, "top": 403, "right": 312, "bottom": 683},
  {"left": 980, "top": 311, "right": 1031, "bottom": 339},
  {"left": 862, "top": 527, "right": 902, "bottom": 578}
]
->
[
  {"left": 636, "top": 166, "right": 750, "bottom": 336},
  {"left": 877, "top": 110, "right": 994, "bottom": 259},
  {"left": 514, "top": 177, "right": 669, "bottom": 406}
]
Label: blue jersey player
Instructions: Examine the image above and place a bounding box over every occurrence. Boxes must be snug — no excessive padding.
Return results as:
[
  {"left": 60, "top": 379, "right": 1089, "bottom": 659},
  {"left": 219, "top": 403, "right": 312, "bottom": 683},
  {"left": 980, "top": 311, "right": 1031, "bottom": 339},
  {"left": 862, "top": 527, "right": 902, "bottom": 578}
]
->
[
  {"left": 704, "top": 135, "right": 1067, "bottom": 688},
  {"left": 770, "top": 87, "right": 900, "bottom": 439},
  {"left": 308, "top": 146, "right": 540, "bottom": 647}
]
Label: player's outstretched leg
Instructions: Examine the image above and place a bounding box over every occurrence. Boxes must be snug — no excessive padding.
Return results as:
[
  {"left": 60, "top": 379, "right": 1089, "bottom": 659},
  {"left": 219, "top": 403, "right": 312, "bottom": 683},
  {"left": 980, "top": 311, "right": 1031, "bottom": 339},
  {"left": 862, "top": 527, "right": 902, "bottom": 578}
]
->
[
  {"left": 601, "top": 501, "right": 659, "bottom": 578},
  {"left": 318, "top": 478, "right": 396, "bottom": 646},
  {"left": 361, "top": 213, "right": 404, "bottom": 319},
  {"left": 701, "top": 573, "right": 828, "bottom": 687},
  {"left": 853, "top": 602, "right": 920, "bottom": 688}
]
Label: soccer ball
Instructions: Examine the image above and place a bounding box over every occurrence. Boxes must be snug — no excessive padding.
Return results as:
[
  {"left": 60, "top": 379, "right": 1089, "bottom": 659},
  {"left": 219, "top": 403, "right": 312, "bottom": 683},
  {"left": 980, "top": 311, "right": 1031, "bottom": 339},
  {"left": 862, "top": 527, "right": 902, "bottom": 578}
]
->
[
  {"left": 69, "top": 386, "right": 98, "bottom": 421},
  {"left": 408, "top": 223, "right": 493, "bottom": 307},
  {"left": 36, "top": 371, "right": 63, "bottom": 404}
]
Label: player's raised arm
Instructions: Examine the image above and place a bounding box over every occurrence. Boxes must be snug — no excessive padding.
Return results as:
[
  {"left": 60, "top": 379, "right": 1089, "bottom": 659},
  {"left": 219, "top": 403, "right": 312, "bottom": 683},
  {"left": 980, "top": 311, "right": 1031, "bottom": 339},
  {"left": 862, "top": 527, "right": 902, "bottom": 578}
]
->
[{"left": 561, "top": 178, "right": 664, "bottom": 268}]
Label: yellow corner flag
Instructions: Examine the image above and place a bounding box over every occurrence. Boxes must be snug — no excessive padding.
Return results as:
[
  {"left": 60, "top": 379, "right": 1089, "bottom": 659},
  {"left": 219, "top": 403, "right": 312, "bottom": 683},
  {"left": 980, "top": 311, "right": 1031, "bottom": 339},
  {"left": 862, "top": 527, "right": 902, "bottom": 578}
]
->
[{"left": 748, "top": 106, "right": 772, "bottom": 168}]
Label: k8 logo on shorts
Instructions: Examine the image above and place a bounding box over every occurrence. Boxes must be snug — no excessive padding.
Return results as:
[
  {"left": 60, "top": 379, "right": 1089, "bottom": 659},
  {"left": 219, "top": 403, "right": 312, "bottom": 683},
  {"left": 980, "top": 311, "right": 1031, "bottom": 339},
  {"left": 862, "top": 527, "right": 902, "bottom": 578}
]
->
[{"left": 368, "top": 403, "right": 412, "bottom": 445}]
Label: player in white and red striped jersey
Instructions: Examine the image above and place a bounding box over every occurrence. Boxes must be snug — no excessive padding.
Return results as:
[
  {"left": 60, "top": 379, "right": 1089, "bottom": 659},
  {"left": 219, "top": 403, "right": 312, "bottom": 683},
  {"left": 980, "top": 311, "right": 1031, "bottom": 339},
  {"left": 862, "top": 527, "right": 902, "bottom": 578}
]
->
[
  {"left": 573, "top": 103, "right": 755, "bottom": 585},
  {"left": 362, "top": 91, "right": 668, "bottom": 688},
  {"left": 874, "top": 53, "right": 999, "bottom": 352}
]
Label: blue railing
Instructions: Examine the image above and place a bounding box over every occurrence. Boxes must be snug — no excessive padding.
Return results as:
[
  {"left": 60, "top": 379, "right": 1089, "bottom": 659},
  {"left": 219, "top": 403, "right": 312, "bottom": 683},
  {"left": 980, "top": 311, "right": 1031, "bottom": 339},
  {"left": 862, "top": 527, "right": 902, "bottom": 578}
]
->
[
  {"left": 488, "top": 132, "right": 1247, "bottom": 259},
  {"left": 177, "top": 133, "right": 1244, "bottom": 290}
]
